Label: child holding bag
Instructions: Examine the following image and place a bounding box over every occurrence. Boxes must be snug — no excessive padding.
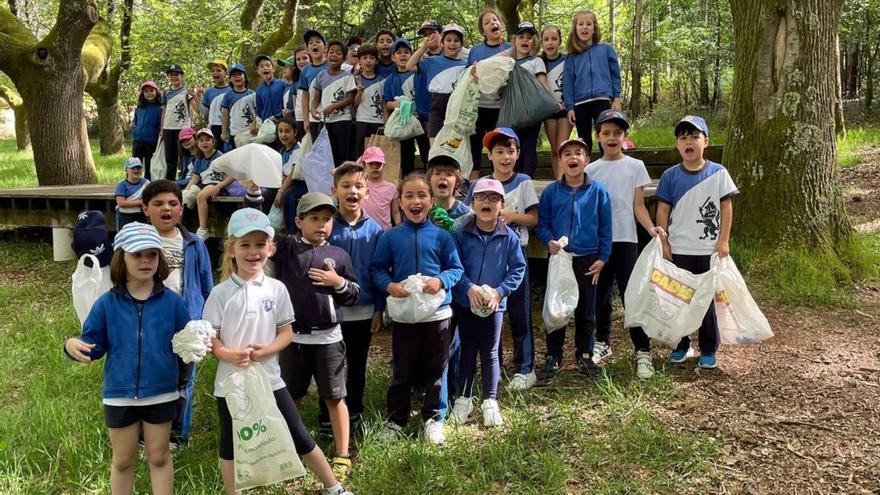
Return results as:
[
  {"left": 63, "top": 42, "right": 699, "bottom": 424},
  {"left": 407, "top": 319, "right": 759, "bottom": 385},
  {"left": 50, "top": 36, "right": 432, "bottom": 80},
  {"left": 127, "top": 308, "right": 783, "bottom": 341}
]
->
[
  {"left": 64, "top": 222, "right": 191, "bottom": 495},
  {"left": 204, "top": 208, "right": 353, "bottom": 495}
]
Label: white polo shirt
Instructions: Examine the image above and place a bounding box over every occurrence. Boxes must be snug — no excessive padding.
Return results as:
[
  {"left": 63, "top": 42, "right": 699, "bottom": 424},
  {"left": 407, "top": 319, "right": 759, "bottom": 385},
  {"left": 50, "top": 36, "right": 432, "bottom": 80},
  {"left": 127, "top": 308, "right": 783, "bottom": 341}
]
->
[{"left": 203, "top": 272, "right": 295, "bottom": 397}]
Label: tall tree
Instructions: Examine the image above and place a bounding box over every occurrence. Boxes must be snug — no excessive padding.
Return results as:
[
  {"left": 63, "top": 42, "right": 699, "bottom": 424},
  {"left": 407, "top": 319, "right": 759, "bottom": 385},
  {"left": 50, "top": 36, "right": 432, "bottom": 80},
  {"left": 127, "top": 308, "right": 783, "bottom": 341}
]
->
[
  {"left": 0, "top": 0, "right": 99, "bottom": 185},
  {"left": 630, "top": 0, "right": 644, "bottom": 117},
  {"left": 726, "top": 0, "right": 849, "bottom": 248},
  {"left": 240, "top": 0, "right": 298, "bottom": 84}
]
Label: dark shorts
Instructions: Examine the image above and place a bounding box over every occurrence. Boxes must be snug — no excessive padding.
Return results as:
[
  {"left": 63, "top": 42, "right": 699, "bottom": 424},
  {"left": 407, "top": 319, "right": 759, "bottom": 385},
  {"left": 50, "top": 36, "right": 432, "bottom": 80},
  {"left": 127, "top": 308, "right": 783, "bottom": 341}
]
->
[
  {"left": 428, "top": 94, "right": 452, "bottom": 138},
  {"left": 104, "top": 399, "right": 178, "bottom": 428},
  {"left": 283, "top": 340, "right": 347, "bottom": 400},
  {"left": 548, "top": 109, "right": 568, "bottom": 121}
]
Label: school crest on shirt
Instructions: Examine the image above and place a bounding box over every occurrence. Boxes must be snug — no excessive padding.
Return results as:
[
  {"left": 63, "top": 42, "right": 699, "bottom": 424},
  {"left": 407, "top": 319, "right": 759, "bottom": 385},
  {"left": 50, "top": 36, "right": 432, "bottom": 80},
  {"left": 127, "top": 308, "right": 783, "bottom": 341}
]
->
[
  {"left": 261, "top": 297, "right": 275, "bottom": 312},
  {"left": 554, "top": 72, "right": 564, "bottom": 94},
  {"left": 696, "top": 197, "right": 720, "bottom": 240},
  {"left": 173, "top": 100, "right": 188, "bottom": 124},
  {"left": 322, "top": 257, "right": 336, "bottom": 270}
]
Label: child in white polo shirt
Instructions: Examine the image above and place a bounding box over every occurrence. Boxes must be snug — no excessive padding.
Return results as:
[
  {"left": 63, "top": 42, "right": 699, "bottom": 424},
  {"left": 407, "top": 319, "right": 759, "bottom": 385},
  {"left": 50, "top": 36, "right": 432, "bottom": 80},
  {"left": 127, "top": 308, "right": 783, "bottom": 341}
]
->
[{"left": 204, "top": 208, "right": 353, "bottom": 495}]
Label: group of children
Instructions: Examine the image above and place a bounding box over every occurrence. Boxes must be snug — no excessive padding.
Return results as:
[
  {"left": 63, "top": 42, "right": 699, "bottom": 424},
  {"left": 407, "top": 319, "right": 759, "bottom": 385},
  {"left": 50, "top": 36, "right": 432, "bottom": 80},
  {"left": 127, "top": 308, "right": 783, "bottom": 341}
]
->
[{"left": 91, "top": 96, "right": 738, "bottom": 493}]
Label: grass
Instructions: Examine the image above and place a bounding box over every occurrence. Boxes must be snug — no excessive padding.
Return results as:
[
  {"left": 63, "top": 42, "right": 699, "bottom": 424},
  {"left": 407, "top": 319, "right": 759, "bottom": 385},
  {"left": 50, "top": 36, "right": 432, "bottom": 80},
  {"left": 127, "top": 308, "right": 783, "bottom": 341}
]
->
[
  {"left": 838, "top": 127, "right": 880, "bottom": 167},
  {"left": 0, "top": 236, "right": 720, "bottom": 494},
  {"left": 0, "top": 139, "right": 124, "bottom": 189}
]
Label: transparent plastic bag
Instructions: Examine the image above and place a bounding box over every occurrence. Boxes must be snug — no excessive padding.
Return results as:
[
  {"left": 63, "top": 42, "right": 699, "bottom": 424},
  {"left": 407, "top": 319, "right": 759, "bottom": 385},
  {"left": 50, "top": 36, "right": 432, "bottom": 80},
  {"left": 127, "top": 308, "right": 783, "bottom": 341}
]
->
[
  {"left": 542, "top": 237, "right": 579, "bottom": 332},
  {"left": 470, "top": 284, "right": 496, "bottom": 317},
  {"left": 385, "top": 97, "right": 424, "bottom": 140},
  {"left": 623, "top": 237, "right": 717, "bottom": 347},
  {"left": 220, "top": 363, "right": 307, "bottom": 490},
  {"left": 714, "top": 256, "right": 773, "bottom": 344},
  {"left": 302, "top": 127, "right": 334, "bottom": 195},
  {"left": 386, "top": 274, "right": 447, "bottom": 323},
  {"left": 290, "top": 131, "right": 312, "bottom": 181},
  {"left": 267, "top": 205, "right": 284, "bottom": 231},
  {"left": 71, "top": 254, "right": 106, "bottom": 325},
  {"left": 444, "top": 71, "right": 481, "bottom": 135},
  {"left": 171, "top": 320, "right": 216, "bottom": 364}
]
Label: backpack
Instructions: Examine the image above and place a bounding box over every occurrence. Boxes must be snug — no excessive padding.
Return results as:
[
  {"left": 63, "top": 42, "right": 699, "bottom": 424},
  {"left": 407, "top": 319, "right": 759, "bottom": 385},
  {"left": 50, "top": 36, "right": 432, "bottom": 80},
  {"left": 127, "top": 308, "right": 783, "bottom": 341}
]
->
[{"left": 72, "top": 211, "right": 113, "bottom": 268}]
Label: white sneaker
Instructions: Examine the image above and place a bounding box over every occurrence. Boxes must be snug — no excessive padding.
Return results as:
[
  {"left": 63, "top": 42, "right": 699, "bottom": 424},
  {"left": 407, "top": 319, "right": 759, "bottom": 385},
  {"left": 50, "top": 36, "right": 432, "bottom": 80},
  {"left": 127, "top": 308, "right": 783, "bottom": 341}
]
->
[
  {"left": 507, "top": 371, "right": 537, "bottom": 391},
  {"left": 592, "top": 341, "right": 613, "bottom": 364},
  {"left": 195, "top": 227, "right": 209, "bottom": 240},
  {"left": 378, "top": 421, "right": 402, "bottom": 442},
  {"left": 481, "top": 399, "right": 504, "bottom": 427},
  {"left": 636, "top": 351, "right": 655, "bottom": 379},
  {"left": 448, "top": 397, "right": 473, "bottom": 424},
  {"left": 424, "top": 418, "right": 445, "bottom": 445}
]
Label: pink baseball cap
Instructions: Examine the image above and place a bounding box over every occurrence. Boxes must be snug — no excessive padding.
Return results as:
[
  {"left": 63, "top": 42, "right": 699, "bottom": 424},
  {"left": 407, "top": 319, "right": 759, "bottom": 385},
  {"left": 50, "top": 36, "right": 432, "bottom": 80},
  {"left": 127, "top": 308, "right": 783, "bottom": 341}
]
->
[
  {"left": 361, "top": 146, "right": 385, "bottom": 164},
  {"left": 178, "top": 128, "right": 195, "bottom": 141},
  {"left": 473, "top": 178, "right": 505, "bottom": 198},
  {"left": 195, "top": 128, "right": 214, "bottom": 140},
  {"left": 140, "top": 80, "right": 158, "bottom": 91}
]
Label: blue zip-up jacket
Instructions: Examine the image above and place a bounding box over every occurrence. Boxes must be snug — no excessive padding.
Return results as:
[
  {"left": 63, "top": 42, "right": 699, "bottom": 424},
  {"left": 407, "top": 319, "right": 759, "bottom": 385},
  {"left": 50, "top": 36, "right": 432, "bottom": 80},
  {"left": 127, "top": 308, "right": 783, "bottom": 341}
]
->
[
  {"left": 562, "top": 43, "right": 621, "bottom": 111},
  {"left": 452, "top": 218, "right": 526, "bottom": 312},
  {"left": 536, "top": 175, "right": 613, "bottom": 261},
  {"left": 370, "top": 219, "right": 464, "bottom": 309},
  {"left": 132, "top": 102, "right": 162, "bottom": 142},
  {"left": 178, "top": 225, "right": 214, "bottom": 320},
  {"left": 67, "top": 284, "right": 191, "bottom": 399},
  {"left": 329, "top": 213, "right": 385, "bottom": 310}
]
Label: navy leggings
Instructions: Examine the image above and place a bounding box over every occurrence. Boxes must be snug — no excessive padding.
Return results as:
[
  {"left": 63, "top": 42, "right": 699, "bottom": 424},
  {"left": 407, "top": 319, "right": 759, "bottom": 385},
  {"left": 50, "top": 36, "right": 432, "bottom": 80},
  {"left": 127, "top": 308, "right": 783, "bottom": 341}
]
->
[
  {"left": 457, "top": 307, "right": 503, "bottom": 399},
  {"left": 513, "top": 123, "right": 542, "bottom": 178}
]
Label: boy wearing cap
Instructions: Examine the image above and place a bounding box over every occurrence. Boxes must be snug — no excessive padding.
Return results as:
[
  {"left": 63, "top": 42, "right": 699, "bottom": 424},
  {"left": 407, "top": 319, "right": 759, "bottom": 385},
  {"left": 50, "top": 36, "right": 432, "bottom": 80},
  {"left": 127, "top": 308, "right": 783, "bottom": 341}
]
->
[
  {"left": 160, "top": 64, "right": 196, "bottom": 181},
  {"left": 255, "top": 55, "right": 286, "bottom": 126},
  {"left": 449, "top": 178, "right": 526, "bottom": 427},
  {"left": 382, "top": 38, "right": 425, "bottom": 176},
  {"left": 361, "top": 146, "right": 401, "bottom": 230},
  {"left": 300, "top": 29, "right": 329, "bottom": 140},
  {"left": 412, "top": 21, "right": 443, "bottom": 161},
  {"left": 311, "top": 41, "right": 357, "bottom": 164},
  {"left": 353, "top": 43, "right": 385, "bottom": 159},
  {"left": 140, "top": 179, "right": 213, "bottom": 446},
  {"left": 656, "top": 116, "right": 738, "bottom": 370},
  {"left": 406, "top": 23, "right": 468, "bottom": 142},
  {"left": 197, "top": 60, "right": 231, "bottom": 147},
  {"left": 586, "top": 110, "right": 664, "bottom": 378},
  {"left": 220, "top": 63, "right": 257, "bottom": 150},
  {"left": 464, "top": 128, "right": 539, "bottom": 390},
  {"left": 274, "top": 192, "right": 360, "bottom": 475},
  {"left": 115, "top": 158, "right": 150, "bottom": 230},
  {"left": 536, "top": 138, "right": 612, "bottom": 380}
]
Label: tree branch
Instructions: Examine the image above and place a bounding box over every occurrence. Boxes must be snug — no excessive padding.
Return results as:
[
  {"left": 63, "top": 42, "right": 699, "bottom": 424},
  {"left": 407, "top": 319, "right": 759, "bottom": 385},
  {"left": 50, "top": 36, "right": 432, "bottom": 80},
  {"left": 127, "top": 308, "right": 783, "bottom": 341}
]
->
[
  {"left": 256, "top": 0, "right": 297, "bottom": 55},
  {"left": 0, "top": 6, "right": 38, "bottom": 78},
  {"left": 240, "top": 0, "right": 264, "bottom": 32},
  {"left": 41, "top": 0, "right": 99, "bottom": 63},
  {"left": 0, "top": 82, "right": 22, "bottom": 107}
]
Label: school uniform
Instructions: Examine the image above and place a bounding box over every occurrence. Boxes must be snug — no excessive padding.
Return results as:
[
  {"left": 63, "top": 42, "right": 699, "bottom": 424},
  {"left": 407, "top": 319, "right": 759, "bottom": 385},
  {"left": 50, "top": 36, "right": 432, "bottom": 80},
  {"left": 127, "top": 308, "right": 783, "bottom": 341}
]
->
[
  {"left": 587, "top": 156, "right": 653, "bottom": 351},
  {"left": 279, "top": 143, "right": 306, "bottom": 233},
  {"left": 412, "top": 50, "right": 442, "bottom": 162},
  {"left": 313, "top": 69, "right": 357, "bottom": 165},
  {"left": 298, "top": 62, "right": 329, "bottom": 139},
  {"left": 370, "top": 219, "right": 464, "bottom": 425},
  {"left": 161, "top": 87, "right": 193, "bottom": 181},
  {"left": 452, "top": 218, "right": 525, "bottom": 400},
  {"left": 114, "top": 178, "right": 149, "bottom": 229},
  {"left": 562, "top": 44, "right": 621, "bottom": 150},
  {"left": 200, "top": 85, "right": 231, "bottom": 146},
  {"left": 466, "top": 42, "right": 511, "bottom": 174},
  {"left": 543, "top": 54, "right": 566, "bottom": 119},
  {"left": 132, "top": 102, "right": 162, "bottom": 179},
  {"left": 655, "top": 161, "right": 739, "bottom": 356},
  {"left": 536, "top": 175, "right": 612, "bottom": 361},
  {"left": 513, "top": 56, "right": 548, "bottom": 178},
  {"left": 376, "top": 59, "right": 397, "bottom": 79},
  {"left": 203, "top": 273, "right": 317, "bottom": 460},
  {"left": 272, "top": 235, "right": 360, "bottom": 402},
  {"left": 416, "top": 55, "right": 467, "bottom": 138},
  {"left": 221, "top": 88, "right": 257, "bottom": 150},
  {"left": 256, "top": 78, "right": 287, "bottom": 122},
  {"left": 464, "top": 173, "right": 539, "bottom": 375},
  {"left": 383, "top": 69, "right": 423, "bottom": 175},
  {"left": 354, "top": 74, "right": 386, "bottom": 158}
]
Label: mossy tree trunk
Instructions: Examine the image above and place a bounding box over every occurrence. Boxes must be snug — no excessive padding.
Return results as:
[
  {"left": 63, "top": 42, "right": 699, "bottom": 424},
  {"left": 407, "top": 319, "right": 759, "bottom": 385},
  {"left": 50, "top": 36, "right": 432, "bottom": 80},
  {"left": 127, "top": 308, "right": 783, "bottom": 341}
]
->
[
  {"left": 726, "top": 0, "right": 850, "bottom": 249},
  {"left": 0, "top": 0, "right": 98, "bottom": 185},
  {"left": 0, "top": 84, "right": 29, "bottom": 150},
  {"left": 240, "top": 0, "right": 298, "bottom": 87}
]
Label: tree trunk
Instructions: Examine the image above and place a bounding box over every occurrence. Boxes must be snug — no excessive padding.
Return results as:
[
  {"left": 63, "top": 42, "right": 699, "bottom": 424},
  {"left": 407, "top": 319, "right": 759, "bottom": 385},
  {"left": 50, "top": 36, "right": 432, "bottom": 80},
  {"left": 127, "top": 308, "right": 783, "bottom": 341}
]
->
[
  {"left": 845, "top": 43, "right": 859, "bottom": 98},
  {"left": 726, "top": 0, "right": 849, "bottom": 248},
  {"left": 651, "top": 9, "right": 659, "bottom": 106},
  {"left": 93, "top": 91, "right": 123, "bottom": 154},
  {"left": 698, "top": 0, "right": 711, "bottom": 105},
  {"left": 608, "top": 0, "right": 615, "bottom": 46},
  {"left": 495, "top": 0, "right": 521, "bottom": 33},
  {"left": 834, "top": 32, "right": 846, "bottom": 137},
  {"left": 630, "top": 0, "right": 644, "bottom": 118},
  {"left": 0, "top": 1, "right": 99, "bottom": 185},
  {"left": 13, "top": 104, "right": 28, "bottom": 150},
  {"left": 241, "top": 0, "right": 298, "bottom": 86}
]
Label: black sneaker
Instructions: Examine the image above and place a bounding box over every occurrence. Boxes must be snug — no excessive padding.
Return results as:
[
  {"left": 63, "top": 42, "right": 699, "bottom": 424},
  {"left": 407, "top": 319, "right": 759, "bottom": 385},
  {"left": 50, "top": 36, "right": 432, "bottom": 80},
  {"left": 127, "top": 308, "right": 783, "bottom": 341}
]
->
[
  {"left": 319, "top": 420, "right": 334, "bottom": 440},
  {"left": 537, "top": 355, "right": 560, "bottom": 381},
  {"left": 349, "top": 413, "right": 364, "bottom": 438},
  {"left": 577, "top": 353, "right": 600, "bottom": 377}
]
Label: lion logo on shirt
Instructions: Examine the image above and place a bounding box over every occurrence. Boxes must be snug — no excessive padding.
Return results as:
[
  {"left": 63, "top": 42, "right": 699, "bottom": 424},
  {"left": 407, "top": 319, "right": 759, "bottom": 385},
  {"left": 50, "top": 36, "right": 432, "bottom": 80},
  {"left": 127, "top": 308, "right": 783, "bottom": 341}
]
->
[
  {"left": 332, "top": 87, "right": 346, "bottom": 115},
  {"left": 173, "top": 100, "right": 188, "bottom": 124},
  {"left": 696, "top": 196, "right": 720, "bottom": 240},
  {"left": 371, "top": 90, "right": 384, "bottom": 119}
]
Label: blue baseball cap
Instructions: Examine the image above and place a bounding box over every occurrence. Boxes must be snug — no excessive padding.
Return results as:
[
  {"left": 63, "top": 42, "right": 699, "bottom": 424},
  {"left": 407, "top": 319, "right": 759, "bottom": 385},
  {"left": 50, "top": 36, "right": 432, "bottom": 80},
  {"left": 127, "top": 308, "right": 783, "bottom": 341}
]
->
[
  {"left": 393, "top": 38, "right": 413, "bottom": 53},
  {"left": 675, "top": 115, "right": 709, "bottom": 137},
  {"left": 113, "top": 222, "right": 163, "bottom": 253},
  {"left": 228, "top": 63, "right": 247, "bottom": 75},
  {"left": 303, "top": 29, "right": 326, "bottom": 45},
  {"left": 123, "top": 157, "right": 143, "bottom": 169},
  {"left": 227, "top": 208, "right": 275, "bottom": 238},
  {"left": 483, "top": 127, "right": 520, "bottom": 149},
  {"left": 595, "top": 109, "right": 630, "bottom": 131}
]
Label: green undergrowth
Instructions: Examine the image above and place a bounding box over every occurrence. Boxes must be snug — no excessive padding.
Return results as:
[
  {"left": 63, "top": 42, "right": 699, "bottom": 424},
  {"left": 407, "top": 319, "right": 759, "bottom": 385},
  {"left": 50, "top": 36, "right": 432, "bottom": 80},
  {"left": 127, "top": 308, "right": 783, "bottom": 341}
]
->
[
  {"left": 0, "top": 238, "right": 720, "bottom": 494},
  {"left": 0, "top": 139, "right": 123, "bottom": 189},
  {"left": 837, "top": 127, "right": 880, "bottom": 167},
  {"left": 731, "top": 232, "right": 880, "bottom": 308}
]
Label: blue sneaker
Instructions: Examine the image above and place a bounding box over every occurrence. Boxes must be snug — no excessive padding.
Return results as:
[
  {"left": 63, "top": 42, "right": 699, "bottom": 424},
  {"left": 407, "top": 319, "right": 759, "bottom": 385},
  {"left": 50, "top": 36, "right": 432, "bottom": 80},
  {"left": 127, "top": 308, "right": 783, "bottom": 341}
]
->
[
  {"left": 699, "top": 354, "right": 717, "bottom": 369},
  {"left": 669, "top": 347, "right": 695, "bottom": 363}
]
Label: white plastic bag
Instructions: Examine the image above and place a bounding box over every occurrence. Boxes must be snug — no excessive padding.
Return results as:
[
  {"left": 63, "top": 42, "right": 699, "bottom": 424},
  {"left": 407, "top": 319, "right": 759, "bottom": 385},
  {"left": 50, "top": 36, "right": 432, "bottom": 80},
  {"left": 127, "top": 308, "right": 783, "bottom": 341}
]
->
[
  {"left": 443, "top": 71, "right": 481, "bottom": 135},
  {"left": 151, "top": 137, "right": 167, "bottom": 180},
  {"left": 182, "top": 185, "right": 201, "bottom": 209},
  {"left": 385, "top": 97, "right": 424, "bottom": 140},
  {"left": 72, "top": 254, "right": 106, "bottom": 325},
  {"left": 542, "top": 237, "right": 579, "bottom": 332},
  {"left": 429, "top": 125, "right": 474, "bottom": 178},
  {"left": 234, "top": 118, "right": 271, "bottom": 148},
  {"left": 386, "top": 274, "right": 447, "bottom": 324},
  {"left": 473, "top": 56, "right": 515, "bottom": 95},
  {"left": 267, "top": 205, "right": 284, "bottom": 231},
  {"left": 714, "top": 256, "right": 773, "bottom": 344},
  {"left": 470, "top": 284, "right": 497, "bottom": 317},
  {"left": 302, "top": 128, "right": 334, "bottom": 195},
  {"left": 172, "top": 320, "right": 216, "bottom": 364},
  {"left": 623, "top": 237, "right": 717, "bottom": 347},
  {"left": 213, "top": 143, "right": 283, "bottom": 188},
  {"left": 290, "top": 131, "right": 312, "bottom": 181},
  {"left": 255, "top": 120, "right": 277, "bottom": 144},
  {"left": 220, "top": 363, "right": 307, "bottom": 490}
]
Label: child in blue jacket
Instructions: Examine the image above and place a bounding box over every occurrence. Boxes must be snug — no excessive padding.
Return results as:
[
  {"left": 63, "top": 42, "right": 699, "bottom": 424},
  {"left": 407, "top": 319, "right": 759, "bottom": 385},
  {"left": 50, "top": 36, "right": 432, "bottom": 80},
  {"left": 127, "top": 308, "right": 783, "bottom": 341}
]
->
[
  {"left": 370, "top": 173, "right": 463, "bottom": 445},
  {"left": 449, "top": 179, "right": 525, "bottom": 428},
  {"left": 64, "top": 222, "right": 191, "bottom": 494},
  {"left": 536, "top": 138, "right": 612, "bottom": 380}
]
